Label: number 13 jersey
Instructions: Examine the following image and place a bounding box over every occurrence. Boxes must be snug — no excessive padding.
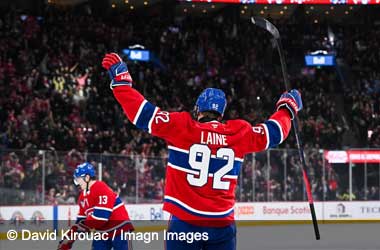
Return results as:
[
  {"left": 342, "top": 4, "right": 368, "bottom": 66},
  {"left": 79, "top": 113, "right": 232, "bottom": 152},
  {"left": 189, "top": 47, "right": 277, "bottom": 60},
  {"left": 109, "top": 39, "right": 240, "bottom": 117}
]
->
[{"left": 113, "top": 86, "right": 292, "bottom": 226}]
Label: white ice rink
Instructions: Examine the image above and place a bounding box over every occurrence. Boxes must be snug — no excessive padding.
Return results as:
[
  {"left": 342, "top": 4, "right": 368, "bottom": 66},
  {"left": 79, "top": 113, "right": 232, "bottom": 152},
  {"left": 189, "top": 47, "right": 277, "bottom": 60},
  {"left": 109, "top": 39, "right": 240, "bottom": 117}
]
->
[{"left": 1, "top": 223, "right": 379, "bottom": 250}]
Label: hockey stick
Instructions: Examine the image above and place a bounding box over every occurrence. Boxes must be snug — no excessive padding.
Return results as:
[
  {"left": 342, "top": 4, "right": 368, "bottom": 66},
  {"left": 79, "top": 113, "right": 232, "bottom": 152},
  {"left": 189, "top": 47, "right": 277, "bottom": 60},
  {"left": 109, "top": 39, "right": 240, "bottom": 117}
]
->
[{"left": 251, "top": 17, "right": 320, "bottom": 240}]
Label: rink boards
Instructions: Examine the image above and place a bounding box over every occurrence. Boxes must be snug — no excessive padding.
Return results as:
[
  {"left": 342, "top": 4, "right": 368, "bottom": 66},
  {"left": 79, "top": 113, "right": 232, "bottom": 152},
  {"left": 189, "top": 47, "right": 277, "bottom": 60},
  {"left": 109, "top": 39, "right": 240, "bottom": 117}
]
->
[{"left": 1, "top": 201, "right": 379, "bottom": 223}]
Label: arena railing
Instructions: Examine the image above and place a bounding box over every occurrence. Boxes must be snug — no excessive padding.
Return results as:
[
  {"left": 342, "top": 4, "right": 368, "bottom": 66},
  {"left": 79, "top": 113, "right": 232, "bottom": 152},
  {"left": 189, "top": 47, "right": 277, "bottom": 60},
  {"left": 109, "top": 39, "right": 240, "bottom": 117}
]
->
[{"left": 0, "top": 148, "right": 379, "bottom": 205}]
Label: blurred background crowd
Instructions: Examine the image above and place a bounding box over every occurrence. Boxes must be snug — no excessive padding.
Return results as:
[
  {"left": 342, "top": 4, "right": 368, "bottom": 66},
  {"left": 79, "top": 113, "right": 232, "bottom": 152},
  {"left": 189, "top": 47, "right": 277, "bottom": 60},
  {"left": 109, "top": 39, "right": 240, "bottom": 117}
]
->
[{"left": 0, "top": 2, "right": 379, "bottom": 205}]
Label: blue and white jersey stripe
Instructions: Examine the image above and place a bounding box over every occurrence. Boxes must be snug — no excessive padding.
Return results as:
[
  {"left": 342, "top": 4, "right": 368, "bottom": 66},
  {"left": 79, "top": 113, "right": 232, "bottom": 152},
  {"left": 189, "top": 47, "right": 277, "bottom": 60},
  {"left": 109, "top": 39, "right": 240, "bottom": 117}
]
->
[
  {"left": 164, "top": 195, "right": 234, "bottom": 218},
  {"left": 133, "top": 100, "right": 147, "bottom": 124},
  {"left": 92, "top": 207, "right": 112, "bottom": 221},
  {"left": 263, "top": 119, "right": 284, "bottom": 149},
  {"left": 90, "top": 197, "right": 125, "bottom": 221},
  {"left": 76, "top": 215, "right": 86, "bottom": 224},
  {"left": 167, "top": 146, "right": 242, "bottom": 178},
  {"left": 113, "top": 197, "right": 124, "bottom": 210},
  {"left": 133, "top": 100, "right": 157, "bottom": 133}
]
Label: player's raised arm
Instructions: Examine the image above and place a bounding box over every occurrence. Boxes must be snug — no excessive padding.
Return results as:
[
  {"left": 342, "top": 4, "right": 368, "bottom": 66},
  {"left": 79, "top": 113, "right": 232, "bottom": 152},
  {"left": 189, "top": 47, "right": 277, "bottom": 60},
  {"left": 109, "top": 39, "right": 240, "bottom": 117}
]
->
[
  {"left": 102, "top": 53, "right": 185, "bottom": 142},
  {"left": 244, "top": 89, "right": 302, "bottom": 152},
  {"left": 102, "top": 53, "right": 155, "bottom": 128}
]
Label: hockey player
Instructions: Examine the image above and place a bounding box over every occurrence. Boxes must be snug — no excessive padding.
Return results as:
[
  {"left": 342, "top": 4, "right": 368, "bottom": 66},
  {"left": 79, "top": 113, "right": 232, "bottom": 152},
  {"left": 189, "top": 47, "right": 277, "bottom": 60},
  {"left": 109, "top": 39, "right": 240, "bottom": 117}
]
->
[
  {"left": 57, "top": 162, "right": 134, "bottom": 250},
  {"left": 102, "top": 53, "right": 302, "bottom": 250}
]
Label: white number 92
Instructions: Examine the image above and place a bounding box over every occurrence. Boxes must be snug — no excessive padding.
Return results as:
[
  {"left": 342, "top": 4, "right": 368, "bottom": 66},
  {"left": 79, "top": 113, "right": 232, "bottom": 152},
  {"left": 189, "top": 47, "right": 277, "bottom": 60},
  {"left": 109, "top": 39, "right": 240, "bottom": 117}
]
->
[{"left": 187, "top": 144, "right": 234, "bottom": 190}]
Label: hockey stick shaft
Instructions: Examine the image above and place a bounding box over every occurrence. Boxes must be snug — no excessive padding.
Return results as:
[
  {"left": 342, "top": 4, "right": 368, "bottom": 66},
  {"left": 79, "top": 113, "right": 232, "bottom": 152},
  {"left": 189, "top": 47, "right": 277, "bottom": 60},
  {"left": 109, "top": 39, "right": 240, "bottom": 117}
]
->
[{"left": 251, "top": 17, "right": 320, "bottom": 240}]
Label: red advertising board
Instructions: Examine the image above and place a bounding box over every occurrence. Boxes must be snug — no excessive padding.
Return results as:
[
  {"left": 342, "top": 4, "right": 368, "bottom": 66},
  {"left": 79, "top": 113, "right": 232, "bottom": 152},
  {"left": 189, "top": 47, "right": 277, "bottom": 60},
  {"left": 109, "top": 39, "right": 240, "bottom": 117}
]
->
[
  {"left": 182, "top": 0, "right": 380, "bottom": 5},
  {"left": 324, "top": 150, "right": 380, "bottom": 163}
]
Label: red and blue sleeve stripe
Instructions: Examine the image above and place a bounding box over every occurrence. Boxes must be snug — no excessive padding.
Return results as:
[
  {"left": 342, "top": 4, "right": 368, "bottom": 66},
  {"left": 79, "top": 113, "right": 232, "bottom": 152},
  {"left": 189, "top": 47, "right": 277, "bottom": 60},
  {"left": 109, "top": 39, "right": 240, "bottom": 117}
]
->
[
  {"left": 264, "top": 119, "right": 285, "bottom": 148},
  {"left": 75, "top": 215, "right": 86, "bottom": 224},
  {"left": 262, "top": 109, "right": 291, "bottom": 149},
  {"left": 113, "top": 86, "right": 159, "bottom": 134},
  {"left": 91, "top": 207, "right": 112, "bottom": 221},
  {"left": 133, "top": 100, "right": 158, "bottom": 133}
]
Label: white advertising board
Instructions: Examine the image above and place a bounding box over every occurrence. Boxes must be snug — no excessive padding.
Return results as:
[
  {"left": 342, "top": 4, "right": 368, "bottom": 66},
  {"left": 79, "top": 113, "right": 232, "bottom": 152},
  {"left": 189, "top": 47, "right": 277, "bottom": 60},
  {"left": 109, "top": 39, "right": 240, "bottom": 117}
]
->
[
  {"left": 0, "top": 206, "right": 53, "bottom": 221},
  {"left": 234, "top": 202, "right": 324, "bottom": 220},
  {"left": 323, "top": 201, "right": 380, "bottom": 220},
  {"left": 0, "top": 201, "right": 379, "bottom": 234}
]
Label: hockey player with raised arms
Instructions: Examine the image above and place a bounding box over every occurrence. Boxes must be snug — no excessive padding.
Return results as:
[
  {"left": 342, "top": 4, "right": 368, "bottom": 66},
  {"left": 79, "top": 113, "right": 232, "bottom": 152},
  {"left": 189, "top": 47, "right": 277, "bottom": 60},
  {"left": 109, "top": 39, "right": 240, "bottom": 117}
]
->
[
  {"left": 57, "top": 162, "right": 134, "bottom": 250},
  {"left": 102, "top": 53, "right": 302, "bottom": 250}
]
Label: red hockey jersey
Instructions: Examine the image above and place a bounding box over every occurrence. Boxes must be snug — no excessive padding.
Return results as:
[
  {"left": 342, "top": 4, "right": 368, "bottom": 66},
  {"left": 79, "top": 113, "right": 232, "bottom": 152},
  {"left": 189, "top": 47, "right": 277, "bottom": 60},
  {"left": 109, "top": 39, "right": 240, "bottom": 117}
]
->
[
  {"left": 113, "top": 86, "right": 291, "bottom": 226},
  {"left": 77, "top": 181, "right": 133, "bottom": 233}
]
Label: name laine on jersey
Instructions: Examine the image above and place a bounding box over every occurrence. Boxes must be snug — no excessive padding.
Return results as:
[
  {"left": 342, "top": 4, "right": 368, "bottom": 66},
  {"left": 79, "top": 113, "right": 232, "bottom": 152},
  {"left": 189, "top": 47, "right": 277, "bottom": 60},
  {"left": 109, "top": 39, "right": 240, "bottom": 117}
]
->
[{"left": 200, "top": 131, "right": 227, "bottom": 146}]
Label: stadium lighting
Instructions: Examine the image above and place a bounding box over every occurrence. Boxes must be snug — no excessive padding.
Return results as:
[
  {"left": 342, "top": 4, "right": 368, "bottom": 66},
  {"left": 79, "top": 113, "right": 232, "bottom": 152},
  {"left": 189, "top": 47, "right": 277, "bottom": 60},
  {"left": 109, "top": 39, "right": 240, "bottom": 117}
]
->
[
  {"left": 310, "top": 50, "right": 328, "bottom": 55},
  {"left": 328, "top": 27, "right": 335, "bottom": 46},
  {"left": 129, "top": 44, "right": 146, "bottom": 49}
]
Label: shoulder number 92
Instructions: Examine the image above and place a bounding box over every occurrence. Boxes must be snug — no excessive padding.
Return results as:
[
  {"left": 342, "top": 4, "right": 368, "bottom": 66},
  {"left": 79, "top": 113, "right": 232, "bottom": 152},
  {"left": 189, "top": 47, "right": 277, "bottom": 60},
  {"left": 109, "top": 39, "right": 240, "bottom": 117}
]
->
[{"left": 154, "top": 111, "right": 170, "bottom": 124}]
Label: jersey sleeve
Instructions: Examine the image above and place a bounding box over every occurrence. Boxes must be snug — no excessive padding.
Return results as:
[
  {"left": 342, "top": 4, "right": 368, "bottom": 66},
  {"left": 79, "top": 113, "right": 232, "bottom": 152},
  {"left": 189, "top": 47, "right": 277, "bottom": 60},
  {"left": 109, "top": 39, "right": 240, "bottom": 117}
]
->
[
  {"left": 243, "top": 109, "right": 292, "bottom": 153},
  {"left": 112, "top": 85, "right": 189, "bottom": 143},
  {"left": 82, "top": 182, "right": 116, "bottom": 230},
  {"left": 76, "top": 193, "right": 86, "bottom": 224}
]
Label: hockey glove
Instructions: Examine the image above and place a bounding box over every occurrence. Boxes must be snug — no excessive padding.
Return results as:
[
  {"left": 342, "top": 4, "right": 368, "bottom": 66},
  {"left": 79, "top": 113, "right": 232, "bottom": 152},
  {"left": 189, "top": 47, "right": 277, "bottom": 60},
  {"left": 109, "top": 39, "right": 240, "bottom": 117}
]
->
[
  {"left": 57, "top": 239, "right": 74, "bottom": 250},
  {"left": 102, "top": 53, "right": 133, "bottom": 89},
  {"left": 276, "top": 89, "right": 303, "bottom": 120},
  {"left": 57, "top": 225, "right": 76, "bottom": 250},
  {"left": 57, "top": 223, "right": 90, "bottom": 250}
]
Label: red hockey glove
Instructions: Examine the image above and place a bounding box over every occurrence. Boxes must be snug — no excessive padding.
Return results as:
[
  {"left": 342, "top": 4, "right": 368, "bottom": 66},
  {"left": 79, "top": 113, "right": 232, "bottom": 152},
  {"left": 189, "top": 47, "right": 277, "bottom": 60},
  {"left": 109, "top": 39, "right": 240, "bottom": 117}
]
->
[
  {"left": 57, "top": 223, "right": 90, "bottom": 250},
  {"left": 102, "top": 53, "right": 133, "bottom": 89},
  {"left": 57, "top": 227, "right": 75, "bottom": 250},
  {"left": 57, "top": 240, "right": 74, "bottom": 250}
]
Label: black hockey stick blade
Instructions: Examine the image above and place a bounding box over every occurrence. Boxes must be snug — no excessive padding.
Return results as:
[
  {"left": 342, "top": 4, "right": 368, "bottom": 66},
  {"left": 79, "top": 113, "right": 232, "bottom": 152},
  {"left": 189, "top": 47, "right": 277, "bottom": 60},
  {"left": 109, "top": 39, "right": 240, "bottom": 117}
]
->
[{"left": 251, "top": 17, "right": 280, "bottom": 40}]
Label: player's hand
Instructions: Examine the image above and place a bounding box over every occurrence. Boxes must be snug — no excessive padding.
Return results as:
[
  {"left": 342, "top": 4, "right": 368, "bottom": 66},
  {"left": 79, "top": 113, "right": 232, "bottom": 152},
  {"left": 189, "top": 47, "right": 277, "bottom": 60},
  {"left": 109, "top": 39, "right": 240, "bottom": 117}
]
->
[
  {"left": 57, "top": 239, "right": 74, "bottom": 250},
  {"left": 276, "top": 89, "right": 302, "bottom": 120},
  {"left": 57, "top": 222, "right": 91, "bottom": 250},
  {"left": 102, "top": 53, "right": 133, "bottom": 89}
]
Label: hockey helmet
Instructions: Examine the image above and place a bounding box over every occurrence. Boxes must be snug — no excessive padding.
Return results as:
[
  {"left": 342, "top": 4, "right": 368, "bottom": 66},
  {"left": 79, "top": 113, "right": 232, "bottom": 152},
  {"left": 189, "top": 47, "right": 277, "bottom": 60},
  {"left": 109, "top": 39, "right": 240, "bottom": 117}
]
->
[
  {"left": 73, "top": 162, "right": 95, "bottom": 185},
  {"left": 195, "top": 88, "right": 227, "bottom": 116}
]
